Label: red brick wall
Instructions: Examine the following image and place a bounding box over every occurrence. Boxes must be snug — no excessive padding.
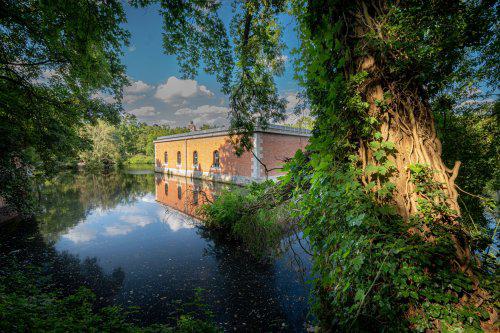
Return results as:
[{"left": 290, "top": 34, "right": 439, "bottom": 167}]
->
[{"left": 260, "top": 133, "right": 309, "bottom": 177}]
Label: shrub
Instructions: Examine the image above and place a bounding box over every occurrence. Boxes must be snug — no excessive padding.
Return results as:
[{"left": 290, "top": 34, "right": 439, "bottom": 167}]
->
[
  {"left": 201, "top": 181, "right": 290, "bottom": 258},
  {"left": 125, "top": 154, "right": 155, "bottom": 165}
]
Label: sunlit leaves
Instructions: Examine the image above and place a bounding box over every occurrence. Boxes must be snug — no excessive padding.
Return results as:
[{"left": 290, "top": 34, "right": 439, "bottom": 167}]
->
[{"left": 0, "top": 0, "right": 129, "bottom": 213}]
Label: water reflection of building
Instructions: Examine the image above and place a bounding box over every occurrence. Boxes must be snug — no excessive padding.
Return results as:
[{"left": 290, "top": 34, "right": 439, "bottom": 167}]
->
[
  {"left": 153, "top": 125, "right": 310, "bottom": 185},
  {"left": 155, "top": 174, "right": 230, "bottom": 219}
]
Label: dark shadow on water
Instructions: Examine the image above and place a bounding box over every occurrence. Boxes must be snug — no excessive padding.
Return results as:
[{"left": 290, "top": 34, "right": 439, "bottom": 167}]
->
[
  {"left": 0, "top": 218, "right": 126, "bottom": 309},
  {"left": 196, "top": 227, "right": 311, "bottom": 331},
  {"left": 1, "top": 170, "right": 311, "bottom": 331}
]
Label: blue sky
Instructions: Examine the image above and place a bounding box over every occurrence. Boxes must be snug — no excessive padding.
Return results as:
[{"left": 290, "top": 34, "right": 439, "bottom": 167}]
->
[{"left": 119, "top": 2, "right": 303, "bottom": 127}]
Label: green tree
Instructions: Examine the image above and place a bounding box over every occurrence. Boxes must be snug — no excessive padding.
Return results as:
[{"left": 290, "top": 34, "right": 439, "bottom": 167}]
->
[
  {"left": 436, "top": 99, "right": 499, "bottom": 226},
  {"left": 144, "top": 0, "right": 498, "bottom": 330},
  {"left": 0, "top": 0, "right": 129, "bottom": 213},
  {"left": 79, "top": 120, "right": 121, "bottom": 169}
]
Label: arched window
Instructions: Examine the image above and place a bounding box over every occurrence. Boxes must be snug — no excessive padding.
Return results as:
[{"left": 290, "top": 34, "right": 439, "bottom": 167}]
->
[
  {"left": 164, "top": 152, "right": 168, "bottom": 165},
  {"left": 177, "top": 151, "right": 181, "bottom": 165},
  {"left": 193, "top": 151, "right": 198, "bottom": 165},
  {"left": 177, "top": 185, "right": 182, "bottom": 199},
  {"left": 193, "top": 190, "right": 199, "bottom": 205},
  {"left": 213, "top": 150, "right": 220, "bottom": 168},
  {"left": 164, "top": 183, "right": 168, "bottom": 195}
]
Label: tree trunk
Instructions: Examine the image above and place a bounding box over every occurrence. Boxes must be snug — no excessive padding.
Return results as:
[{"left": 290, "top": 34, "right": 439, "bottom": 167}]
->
[
  {"left": 358, "top": 58, "right": 461, "bottom": 220},
  {"left": 352, "top": 2, "right": 470, "bottom": 271}
]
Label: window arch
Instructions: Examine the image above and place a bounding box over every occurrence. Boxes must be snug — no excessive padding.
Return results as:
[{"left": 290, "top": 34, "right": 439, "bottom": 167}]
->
[
  {"left": 177, "top": 184, "right": 182, "bottom": 199},
  {"left": 193, "top": 150, "right": 198, "bottom": 166},
  {"left": 193, "top": 190, "right": 199, "bottom": 205},
  {"left": 164, "top": 152, "right": 168, "bottom": 165},
  {"left": 213, "top": 150, "right": 220, "bottom": 168},
  {"left": 177, "top": 151, "right": 181, "bottom": 165}
]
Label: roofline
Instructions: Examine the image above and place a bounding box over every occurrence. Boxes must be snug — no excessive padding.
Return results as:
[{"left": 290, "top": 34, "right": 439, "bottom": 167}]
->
[{"left": 153, "top": 124, "right": 311, "bottom": 143}]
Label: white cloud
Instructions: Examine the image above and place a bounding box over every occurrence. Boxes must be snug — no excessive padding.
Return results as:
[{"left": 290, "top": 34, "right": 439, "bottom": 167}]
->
[
  {"left": 278, "top": 55, "right": 288, "bottom": 62},
  {"left": 123, "top": 94, "right": 146, "bottom": 104},
  {"left": 199, "top": 85, "right": 212, "bottom": 96},
  {"left": 157, "top": 119, "right": 177, "bottom": 126},
  {"left": 91, "top": 91, "right": 116, "bottom": 104},
  {"left": 155, "top": 76, "right": 214, "bottom": 103},
  {"left": 279, "top": 92, "right": 312, "bottom": 126},
  {"left": 125, "top": 80, "right": 152, "bottom": 94},
  {"left": 33, "top": 68, "right": 57, "bottom": 84},
  {"left": 175, "top": 104, "right": 229, "bottom": 116},
  {"left": 128, "top": 45, "right": 137, "bottom": 52},
  {"left": 285, "top": 93, "right": 300, "bottom": 110},
  {"left": 129, "top": 106, "right": 157, "bottom": 117},
  {"left": 192, "top": 113, "right": 228, "bottom": 126},
  {"left": 157, "top": 208, "right": 195, "bottom": 232},
  {"left": 105, "top": 224, "right": 134, "bottom": 236},
  {"left": 141, "top": 194, "right": 157, "bottom": 203},
  {"left": 457, "top": 98, "right": 494, "bottom": 108}
]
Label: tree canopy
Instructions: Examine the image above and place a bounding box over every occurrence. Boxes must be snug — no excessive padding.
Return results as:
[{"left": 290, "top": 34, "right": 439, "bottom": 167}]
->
[
  {"left": 0, "top": 0, "right": 497, "bottom": 330},
  {"left": 146, "top": 0, "right": 498, "bottom": 330},
  {"left": 0, "top": 0, "right": 129, "bottom": 212}
]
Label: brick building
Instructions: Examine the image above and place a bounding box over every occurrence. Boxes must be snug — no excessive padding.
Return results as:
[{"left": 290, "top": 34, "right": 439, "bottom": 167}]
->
[{"left": 153, "top": 124, "right": 310, "bottom": 184}]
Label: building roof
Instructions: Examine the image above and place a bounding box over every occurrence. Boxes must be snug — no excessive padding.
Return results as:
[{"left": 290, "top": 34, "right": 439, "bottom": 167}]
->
[{"left": 153, "top": 124, "right": 311, "bottom": 143}]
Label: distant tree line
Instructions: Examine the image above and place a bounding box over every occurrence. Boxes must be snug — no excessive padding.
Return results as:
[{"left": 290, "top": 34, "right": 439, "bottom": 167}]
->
[{"left": 79, "top": 114, "right": 193, "bottom": 169}]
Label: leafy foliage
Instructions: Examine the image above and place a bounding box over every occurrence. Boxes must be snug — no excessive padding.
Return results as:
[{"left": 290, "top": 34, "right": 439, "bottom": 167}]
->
[
  {"left": 435, "top": 100, "right": 499, "bottom": 226},
  {"left": 280, "top": 0, "right": 499, "bottom": 330},
  {"left": 80, "top": 115, "right": 190, "bottom": 169},
  {"left": 0, "top": 0, "right": 129, "bottom": 214},
  {"left": 201, "top": 181, "right": 289, "bottom": 258}
]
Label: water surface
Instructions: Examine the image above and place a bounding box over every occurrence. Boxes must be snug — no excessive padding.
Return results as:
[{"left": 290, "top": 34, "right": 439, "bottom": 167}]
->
[{"left": 0, "top": 170, "right": 311, "bottom": 331}]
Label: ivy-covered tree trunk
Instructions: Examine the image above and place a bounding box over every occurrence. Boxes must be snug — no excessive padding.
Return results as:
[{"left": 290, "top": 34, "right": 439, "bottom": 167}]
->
[
  {"left": 358, "top": 56, "right": 462, "bottom": 217},
  {"left": 290, "top": 0, "right": 497, "bottom": 329},
  {"left": 150, "top": 0, "right": 497, "bottom": 328},
  {"left": 353, "top": 2, "right": 472, "bottom": 270}
]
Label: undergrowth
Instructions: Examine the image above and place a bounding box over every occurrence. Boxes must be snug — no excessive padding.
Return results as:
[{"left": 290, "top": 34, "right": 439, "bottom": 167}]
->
[{"left": 201, "top": 180, "right": 290, "bottom": 258}]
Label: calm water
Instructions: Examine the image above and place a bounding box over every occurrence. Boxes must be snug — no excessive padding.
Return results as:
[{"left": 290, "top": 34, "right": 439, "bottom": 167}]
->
[{"left": 0, "top": 169, "right": 311, "bottom": 331}]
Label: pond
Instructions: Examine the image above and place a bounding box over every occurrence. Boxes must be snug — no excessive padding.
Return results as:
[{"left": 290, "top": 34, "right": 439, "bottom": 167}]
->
[{"left": 0, "top": 169, "right": 311, "bottom": 331}]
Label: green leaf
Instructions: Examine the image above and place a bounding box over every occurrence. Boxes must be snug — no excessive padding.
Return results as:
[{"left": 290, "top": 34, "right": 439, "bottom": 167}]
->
[{"left": 355, "top": 289, "right": 365, "bottom": 302}]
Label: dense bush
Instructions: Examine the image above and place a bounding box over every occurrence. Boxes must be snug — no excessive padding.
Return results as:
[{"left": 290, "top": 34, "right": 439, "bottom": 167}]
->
[{"left": 201, "top": 181, "right": 290, "bottom": 258}]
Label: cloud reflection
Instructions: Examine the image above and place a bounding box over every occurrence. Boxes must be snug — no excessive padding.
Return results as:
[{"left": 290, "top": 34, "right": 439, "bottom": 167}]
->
[
  {"left": 157, "top": 208, "right": 195, "bottom": 232},
  {"left": 63, "top": 224, "right": 98, "bottom": 243},
  {"left": 105, "top": 224, "right": 135, "bottom": 236}
]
